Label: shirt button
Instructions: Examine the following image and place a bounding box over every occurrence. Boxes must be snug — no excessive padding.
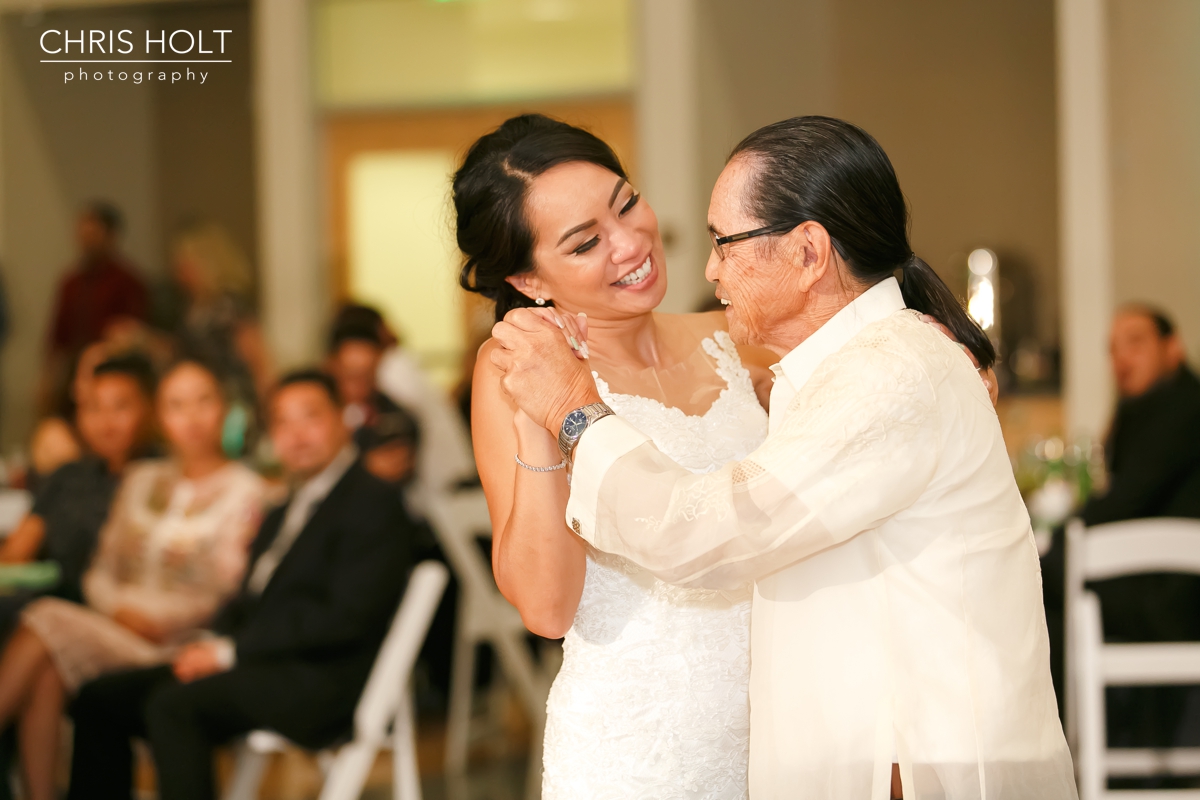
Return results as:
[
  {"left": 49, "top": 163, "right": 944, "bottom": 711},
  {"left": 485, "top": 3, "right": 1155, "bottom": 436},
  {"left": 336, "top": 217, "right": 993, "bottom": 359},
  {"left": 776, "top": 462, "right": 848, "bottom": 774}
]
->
[{"left": 571, "top": 518, "right": 582, "bottom": 535}]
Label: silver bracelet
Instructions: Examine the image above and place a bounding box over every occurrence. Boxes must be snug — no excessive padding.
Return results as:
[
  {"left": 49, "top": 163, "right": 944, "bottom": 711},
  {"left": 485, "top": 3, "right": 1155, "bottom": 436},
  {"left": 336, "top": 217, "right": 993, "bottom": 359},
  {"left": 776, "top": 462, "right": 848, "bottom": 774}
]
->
[{"left": 514, "top": 453, "right": 568, "bottom": 473}]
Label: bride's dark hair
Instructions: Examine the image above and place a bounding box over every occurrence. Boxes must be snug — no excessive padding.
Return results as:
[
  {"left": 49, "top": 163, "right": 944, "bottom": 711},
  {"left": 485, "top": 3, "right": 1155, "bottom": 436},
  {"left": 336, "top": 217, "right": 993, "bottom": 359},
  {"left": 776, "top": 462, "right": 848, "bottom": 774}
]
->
[
  {"left": 730, "top": 116, "right": 996, "bottom": 370},
  {"left": 453, "top": 114, "right": 629, "bottom": 322}
]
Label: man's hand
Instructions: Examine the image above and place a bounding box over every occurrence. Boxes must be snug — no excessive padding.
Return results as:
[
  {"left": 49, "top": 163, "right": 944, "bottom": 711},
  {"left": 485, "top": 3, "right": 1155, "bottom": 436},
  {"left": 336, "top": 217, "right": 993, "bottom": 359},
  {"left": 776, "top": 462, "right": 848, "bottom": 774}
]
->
[
  {"left": 490, "top": 308, "right": 602, "bottom": 433},
  {"left": 172, "top": 642, "right": 228, "bottom": 684}
]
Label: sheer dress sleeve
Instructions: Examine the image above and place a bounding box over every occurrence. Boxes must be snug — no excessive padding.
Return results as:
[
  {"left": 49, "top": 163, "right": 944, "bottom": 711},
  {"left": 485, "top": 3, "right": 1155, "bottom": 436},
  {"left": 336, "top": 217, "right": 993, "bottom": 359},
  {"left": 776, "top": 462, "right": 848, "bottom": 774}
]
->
[{"left": 565, "top": 343, "right": 943, "bottom": 590}]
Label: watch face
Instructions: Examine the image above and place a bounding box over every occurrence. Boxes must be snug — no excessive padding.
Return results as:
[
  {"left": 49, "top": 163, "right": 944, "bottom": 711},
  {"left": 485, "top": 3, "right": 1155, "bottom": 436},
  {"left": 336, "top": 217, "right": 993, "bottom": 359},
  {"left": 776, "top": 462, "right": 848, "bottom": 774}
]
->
[{"left": 563, "top": 409, "right": 588, "bottom": 439}]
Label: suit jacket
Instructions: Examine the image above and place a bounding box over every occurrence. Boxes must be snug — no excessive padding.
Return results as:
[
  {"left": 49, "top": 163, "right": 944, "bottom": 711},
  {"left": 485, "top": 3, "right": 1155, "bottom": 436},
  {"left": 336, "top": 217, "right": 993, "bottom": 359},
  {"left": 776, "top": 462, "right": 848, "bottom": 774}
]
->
[
  {"left": 212, "top": 459, "right": 412, "bottom": 745},
  {"left": 1083, "top": 366, "right": 1200, "bottom": 643},
  {"left": 1083, "top": 365, "right": 1200, "bottom": 525}
]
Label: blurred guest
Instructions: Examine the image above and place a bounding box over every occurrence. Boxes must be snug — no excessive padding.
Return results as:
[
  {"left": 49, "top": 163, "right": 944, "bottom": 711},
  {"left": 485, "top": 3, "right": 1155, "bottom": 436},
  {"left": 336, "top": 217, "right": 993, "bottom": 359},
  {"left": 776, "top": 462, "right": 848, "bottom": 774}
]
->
[
  {"left": 360, "top": 410, "right": 420, "bottom": 486},
  {"left": 67, "top": 370, "right": 412, "bottom": 800},
  {"left": 326, "top": 321, "right": 419, "bottom": 486},
  {"left": 0, "top": 354, "right": 157, "bottom": 632},
  {"left": 28, "top": 342, "right": 119, "bottom": 489},
  {"left": 1084, "top": 305, "right": 1200, "bottom": 524},
  {"left": 0, "top": 359, "right": 266, "bottom": 800},
  {"left": 333, "top": 304, "right": 474, "bottom": 502},
  {"left": 27, "top": 418, "right": 80, "bottom": 488},
  {"left": 169, "top": 222, "right": 271, "bottom": 457},
  {"left": 1083, "top": 305, "right": 1200, "bottom": 755},
  {"left": 0, "top": 354, "right": 155, "bottom": 800},
  {"left": 39, "top": 202, "right": 148, "bottom": 416}
]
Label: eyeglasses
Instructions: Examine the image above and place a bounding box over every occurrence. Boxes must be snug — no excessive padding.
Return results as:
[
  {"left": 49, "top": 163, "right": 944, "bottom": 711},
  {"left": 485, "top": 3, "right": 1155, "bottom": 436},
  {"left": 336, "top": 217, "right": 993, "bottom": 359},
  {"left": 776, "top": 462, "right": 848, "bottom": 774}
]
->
[{"left": 709, "top": 221, "right": 803, "bottom": 261}]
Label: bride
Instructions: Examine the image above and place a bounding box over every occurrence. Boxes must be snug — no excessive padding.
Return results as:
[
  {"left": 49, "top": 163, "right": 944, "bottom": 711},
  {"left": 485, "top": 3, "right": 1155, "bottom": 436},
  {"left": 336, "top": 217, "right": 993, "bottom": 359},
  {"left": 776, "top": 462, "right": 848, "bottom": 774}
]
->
[
  {"left": 461, "top": 114, "right": 770, "bottom": 798},
  {"left": 458, "top": 114, "right": 991, "bottom": 798}
]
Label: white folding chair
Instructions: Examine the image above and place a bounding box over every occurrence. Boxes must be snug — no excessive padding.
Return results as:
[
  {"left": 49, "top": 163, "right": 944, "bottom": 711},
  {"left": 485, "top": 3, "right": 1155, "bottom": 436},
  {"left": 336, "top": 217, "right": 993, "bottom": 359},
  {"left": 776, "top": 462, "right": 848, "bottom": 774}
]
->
[
  {"left": 423, "top": 489, "right": 553, "bottom": 800},
  {"left": 1066, "top": 517, "right": 1200, "bottom": 799},
  {"left": 222, "top": 560, "right": 449, "bottom": 800}
]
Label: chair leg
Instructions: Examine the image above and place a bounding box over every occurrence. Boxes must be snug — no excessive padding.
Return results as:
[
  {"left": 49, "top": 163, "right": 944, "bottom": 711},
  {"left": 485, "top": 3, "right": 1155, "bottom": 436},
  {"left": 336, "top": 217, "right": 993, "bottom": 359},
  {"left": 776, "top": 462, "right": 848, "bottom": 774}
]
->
[
  {"left": 221, "top": 742, "right": 270, "bottom": 800},
  {"left": 444, "top": 610, "right": 476, "bottom": 774},
  {"left": 1077, "top": 592, "right": 1107, "bottom": 800},
  {"left": 393, "top": 690, "right": 422, "bottom": 800},
  {"left": 315, "top": 741, "right": 377, "bottom": 800}
]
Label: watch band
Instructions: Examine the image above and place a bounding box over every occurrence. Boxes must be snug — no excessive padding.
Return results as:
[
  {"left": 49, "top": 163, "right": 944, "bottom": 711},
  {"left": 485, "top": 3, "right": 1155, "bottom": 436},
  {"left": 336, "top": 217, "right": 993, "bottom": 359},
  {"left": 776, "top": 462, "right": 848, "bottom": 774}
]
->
[{"left": 557, "top": 402, "right": 614, "bottom": 461}]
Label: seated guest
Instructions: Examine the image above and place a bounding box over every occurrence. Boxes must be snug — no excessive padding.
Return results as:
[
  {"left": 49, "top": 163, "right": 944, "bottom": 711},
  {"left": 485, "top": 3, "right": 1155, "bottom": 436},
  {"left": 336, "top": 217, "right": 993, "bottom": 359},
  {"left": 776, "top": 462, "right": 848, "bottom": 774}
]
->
[
  {"left": 0, "top": 353, "right": 155, "bottom": 800},
  {"left": 0, "top": 353, "right": 157, "bottom": 632},
  {"left": 0, "top": 358, "right": 266, "bottom": 800},
  {"left": 67, "top": 370, "right": 413, "bottom": 800},
  {"left": 27, "top": 342, "right": 113, "bottom": 487},
  {"left": 332, "top": 303, "right": 475, "bottom": 499},
  {"left": 326, "top": 321, "right": 420, "bottom": 486},
  {"left": 1083, "top": 305, "right": 1200, "bottom": 752},
  {"left": 1084, "top": 304, "right": 1200, "bottom": 525}
]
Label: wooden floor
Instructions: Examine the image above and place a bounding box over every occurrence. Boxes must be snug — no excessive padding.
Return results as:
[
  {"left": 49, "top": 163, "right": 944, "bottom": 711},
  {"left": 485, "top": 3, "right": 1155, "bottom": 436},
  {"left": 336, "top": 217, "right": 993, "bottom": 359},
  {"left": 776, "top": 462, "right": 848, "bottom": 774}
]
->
[{"left": 114, "top": 690, "right": 535, "bottom": 800}]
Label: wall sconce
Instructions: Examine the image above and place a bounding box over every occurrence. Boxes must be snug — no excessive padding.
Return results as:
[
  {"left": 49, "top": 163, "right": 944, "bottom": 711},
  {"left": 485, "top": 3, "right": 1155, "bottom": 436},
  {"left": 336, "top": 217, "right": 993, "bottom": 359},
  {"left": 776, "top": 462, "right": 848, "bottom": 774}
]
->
[{"left": 967, "top": 248, "right": 1000, "bottom": 345}]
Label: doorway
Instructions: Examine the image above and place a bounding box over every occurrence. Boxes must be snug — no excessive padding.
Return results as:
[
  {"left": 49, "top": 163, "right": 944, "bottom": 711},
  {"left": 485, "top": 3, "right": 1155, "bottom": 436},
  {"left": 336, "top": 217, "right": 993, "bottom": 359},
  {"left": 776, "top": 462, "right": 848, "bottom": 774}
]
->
[{"left": 324, "top": 98, "right": 634, "bottom": 389}]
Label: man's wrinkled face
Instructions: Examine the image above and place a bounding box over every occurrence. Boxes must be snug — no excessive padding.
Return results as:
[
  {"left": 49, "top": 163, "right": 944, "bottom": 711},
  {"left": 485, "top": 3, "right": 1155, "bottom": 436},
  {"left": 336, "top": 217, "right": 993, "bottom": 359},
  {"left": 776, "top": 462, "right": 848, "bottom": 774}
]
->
[
  {"left": 1110, "top": 312, "right": 1183, "bottom": 398},
  {"left": 703, "top": 157, "right": 808, "bottom": 350}
]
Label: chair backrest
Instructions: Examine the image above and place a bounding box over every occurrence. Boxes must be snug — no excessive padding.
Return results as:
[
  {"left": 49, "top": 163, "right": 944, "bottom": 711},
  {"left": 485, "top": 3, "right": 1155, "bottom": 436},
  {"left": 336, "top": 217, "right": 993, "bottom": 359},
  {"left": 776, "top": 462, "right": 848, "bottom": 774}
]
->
[
  {"left": 423, "top": 489, "right": 496, "bottom": 600},
  {"left": 1067, "top": 517, "right": 1200, "bottom": 597},
  {"left": 353, "top": 560, "right": 450, "bottom": 739}
]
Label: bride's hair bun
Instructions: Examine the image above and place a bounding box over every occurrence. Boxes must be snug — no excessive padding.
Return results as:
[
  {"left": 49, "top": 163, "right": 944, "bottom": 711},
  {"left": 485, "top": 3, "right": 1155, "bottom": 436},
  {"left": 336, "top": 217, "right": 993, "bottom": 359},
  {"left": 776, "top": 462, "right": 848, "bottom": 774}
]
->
[{"left": 453, "top": 114, "right": 628, "bottom": 322}]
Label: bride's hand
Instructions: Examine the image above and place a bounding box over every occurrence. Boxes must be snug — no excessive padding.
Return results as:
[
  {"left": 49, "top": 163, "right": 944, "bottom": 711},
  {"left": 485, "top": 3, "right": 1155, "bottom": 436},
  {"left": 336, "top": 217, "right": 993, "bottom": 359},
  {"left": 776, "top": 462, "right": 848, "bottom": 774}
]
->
[
  {"left": 528, "top": 307, "right": 589, "bottom": 360},
  {"left": 918, "top": 314, "right": 1000, "bottom": 407}
]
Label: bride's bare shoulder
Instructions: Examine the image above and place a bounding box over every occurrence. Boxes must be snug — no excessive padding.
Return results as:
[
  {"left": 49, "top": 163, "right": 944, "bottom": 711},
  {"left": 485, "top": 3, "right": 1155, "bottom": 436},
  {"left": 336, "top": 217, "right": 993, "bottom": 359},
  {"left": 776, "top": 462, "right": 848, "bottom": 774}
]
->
[
  {"left": 473, "top": 338, "right": 510, "bottom": 396},
  {"left": 470, "top": 338, "right": 519, "bottom": 423}
]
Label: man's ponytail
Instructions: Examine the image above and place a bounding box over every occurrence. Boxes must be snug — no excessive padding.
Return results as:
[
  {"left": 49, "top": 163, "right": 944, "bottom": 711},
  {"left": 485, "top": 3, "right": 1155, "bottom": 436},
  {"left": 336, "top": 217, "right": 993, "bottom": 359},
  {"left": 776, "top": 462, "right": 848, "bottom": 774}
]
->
[
  {"left": 900, "top": 255, "right": 995, "bottom": 369},
  {"left": 730, "top": 116, "right": 995, "bottom": 370}
]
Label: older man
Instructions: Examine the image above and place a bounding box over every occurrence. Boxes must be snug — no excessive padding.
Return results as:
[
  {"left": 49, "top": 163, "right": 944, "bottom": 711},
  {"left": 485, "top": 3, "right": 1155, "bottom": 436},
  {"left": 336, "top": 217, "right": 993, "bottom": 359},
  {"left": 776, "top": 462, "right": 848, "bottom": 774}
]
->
[{"left": 490, "top": 117, "right": 1074, "bottom": 798}]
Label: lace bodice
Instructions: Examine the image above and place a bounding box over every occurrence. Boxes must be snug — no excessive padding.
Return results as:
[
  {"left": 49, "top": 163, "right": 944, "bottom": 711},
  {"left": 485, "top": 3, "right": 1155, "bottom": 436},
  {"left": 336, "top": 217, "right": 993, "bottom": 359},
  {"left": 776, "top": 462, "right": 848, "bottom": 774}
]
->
[{"left": 542, "top": 331, "right": 768, "bottom": 799}]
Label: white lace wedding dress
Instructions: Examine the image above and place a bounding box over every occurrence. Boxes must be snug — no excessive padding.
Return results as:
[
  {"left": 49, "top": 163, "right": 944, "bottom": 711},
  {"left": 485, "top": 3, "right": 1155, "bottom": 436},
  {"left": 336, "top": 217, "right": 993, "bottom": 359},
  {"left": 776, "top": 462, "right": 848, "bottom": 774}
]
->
[{"left": 542, "top": 331, "right": 768, "bottom": 799}]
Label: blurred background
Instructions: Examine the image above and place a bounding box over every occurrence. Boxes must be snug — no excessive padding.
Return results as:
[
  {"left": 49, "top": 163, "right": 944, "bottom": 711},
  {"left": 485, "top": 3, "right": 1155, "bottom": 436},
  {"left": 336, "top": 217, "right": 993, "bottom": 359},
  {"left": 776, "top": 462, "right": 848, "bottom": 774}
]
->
[
  {"left": 0, "top": 0, "right": 1195, "bottom": 454},
  {"left": 0, "top": 0, "right": 1195, "bottom": 797}
]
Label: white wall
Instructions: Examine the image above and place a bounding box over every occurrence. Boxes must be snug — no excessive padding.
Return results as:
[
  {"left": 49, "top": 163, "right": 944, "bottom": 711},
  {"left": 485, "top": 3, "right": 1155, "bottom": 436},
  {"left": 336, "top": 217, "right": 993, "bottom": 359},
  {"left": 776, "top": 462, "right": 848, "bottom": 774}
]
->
[
  {"left": 0, "top": 2, "right": 255, "bottom": 449},
  {"left": 1109, "top": 0, "right": 1200, "bottom": 361},
  {"left": 0, "top": 7, "right": 159, "bottom": 449}
]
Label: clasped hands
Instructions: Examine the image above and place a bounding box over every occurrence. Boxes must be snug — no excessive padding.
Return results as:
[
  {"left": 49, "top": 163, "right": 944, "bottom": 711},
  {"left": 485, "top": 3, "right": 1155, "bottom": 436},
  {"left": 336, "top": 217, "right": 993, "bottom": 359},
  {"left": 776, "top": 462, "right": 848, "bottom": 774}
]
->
[
  {"left": 489, "top": 307, "right": 601, "bottom": 434},
  {"left": 489, "top": 307, "right": 1001, "bottom": 434}
]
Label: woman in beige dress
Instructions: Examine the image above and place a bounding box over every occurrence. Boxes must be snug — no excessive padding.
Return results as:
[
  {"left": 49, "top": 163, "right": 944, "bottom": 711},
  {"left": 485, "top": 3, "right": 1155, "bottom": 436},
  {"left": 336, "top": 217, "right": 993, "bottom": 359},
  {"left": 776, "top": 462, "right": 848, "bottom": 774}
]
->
[{"left": 0, "top": 359, "right": 269, "bottom": 800}]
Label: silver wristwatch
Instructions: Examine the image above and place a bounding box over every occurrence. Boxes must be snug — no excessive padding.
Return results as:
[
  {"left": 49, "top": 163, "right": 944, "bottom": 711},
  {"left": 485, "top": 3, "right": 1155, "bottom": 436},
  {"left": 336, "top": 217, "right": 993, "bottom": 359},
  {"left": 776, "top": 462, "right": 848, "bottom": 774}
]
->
[{"left": 557, "top": 402, "right": 614, "bottom": 461}]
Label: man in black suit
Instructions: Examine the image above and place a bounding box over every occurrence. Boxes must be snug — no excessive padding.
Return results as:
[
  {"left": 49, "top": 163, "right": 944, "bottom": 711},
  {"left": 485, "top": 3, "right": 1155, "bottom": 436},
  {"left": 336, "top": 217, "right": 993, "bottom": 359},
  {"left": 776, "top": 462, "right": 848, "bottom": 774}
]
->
[
  {"left": 1081, "top": 306, "right": 1200, "bottom": 753},
  {"left": 1084, "top": 305, "right": 1200, "bottom": 527},
  {"left": 66, "top": 370, "right": 413, "bottom": 800}
]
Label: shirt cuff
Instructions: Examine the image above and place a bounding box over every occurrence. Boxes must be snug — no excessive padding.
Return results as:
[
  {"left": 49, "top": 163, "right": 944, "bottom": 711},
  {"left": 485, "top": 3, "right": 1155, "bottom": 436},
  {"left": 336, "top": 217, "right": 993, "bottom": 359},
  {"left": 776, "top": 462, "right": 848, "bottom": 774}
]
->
[
  {"left": 565, "top": 415, "right": 650, "bottom": 545},
  {"left": 210, "top": 636, "right": 237, "bottom": 669}
]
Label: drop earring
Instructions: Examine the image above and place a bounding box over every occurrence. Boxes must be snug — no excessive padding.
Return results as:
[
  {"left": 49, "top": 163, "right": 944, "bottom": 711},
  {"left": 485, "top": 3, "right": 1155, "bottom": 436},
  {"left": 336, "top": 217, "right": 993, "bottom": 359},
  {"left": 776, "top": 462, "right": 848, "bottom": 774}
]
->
[{"left": 535, "top": 297, "right": 546, "bottom": 306}]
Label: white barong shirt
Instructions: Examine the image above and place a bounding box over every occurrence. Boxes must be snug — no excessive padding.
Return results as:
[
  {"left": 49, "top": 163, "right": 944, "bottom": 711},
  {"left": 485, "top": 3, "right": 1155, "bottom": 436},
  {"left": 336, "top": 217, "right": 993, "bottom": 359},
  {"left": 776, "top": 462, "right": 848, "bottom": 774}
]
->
[{"left": 565, "top": 279, "right": 1077, "bottom": 799}]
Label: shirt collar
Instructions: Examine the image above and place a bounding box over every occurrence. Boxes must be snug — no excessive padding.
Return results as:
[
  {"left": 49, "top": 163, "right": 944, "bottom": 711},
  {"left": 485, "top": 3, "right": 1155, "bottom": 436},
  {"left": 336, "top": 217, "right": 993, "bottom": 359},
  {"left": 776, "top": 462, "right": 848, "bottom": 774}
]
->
[
  {"left": 293, "top": 443, "right": 359, "bottom": 505},
  {"left": 770, "top": 277, "right": 906, "bottom": 392}
]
